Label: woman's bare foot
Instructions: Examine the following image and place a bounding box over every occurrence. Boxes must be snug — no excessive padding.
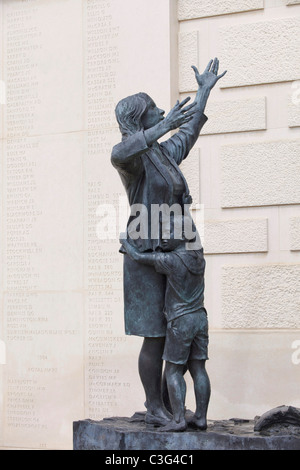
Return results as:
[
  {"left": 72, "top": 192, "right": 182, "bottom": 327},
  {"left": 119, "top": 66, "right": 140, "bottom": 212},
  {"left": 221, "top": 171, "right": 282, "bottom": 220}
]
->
[
  {"left": 158, "top": 419, "right": 187, "bottom": 432},
  {"left": 145, "top": 408, "right": 172, "bottom": 426}
]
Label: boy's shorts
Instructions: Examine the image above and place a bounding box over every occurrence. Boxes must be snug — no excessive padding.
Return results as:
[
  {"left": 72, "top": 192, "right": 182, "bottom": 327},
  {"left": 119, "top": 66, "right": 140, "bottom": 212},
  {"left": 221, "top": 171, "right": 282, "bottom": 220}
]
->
[{"left": 162, "top": 309, "right": 208, "bottom": 365}]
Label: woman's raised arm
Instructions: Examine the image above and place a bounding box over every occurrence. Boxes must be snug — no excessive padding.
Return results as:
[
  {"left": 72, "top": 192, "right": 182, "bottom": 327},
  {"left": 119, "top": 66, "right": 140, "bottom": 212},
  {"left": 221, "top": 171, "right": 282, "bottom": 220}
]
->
[{"left": 160, "top": 58, "right": 227, "bottom": 165}]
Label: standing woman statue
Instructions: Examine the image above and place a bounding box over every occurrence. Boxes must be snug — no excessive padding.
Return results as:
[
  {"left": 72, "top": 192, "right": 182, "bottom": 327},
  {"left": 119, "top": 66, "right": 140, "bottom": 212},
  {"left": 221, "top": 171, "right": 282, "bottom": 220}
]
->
[{"left": 111, "top": 59, "right": 226, "bottom": 426}]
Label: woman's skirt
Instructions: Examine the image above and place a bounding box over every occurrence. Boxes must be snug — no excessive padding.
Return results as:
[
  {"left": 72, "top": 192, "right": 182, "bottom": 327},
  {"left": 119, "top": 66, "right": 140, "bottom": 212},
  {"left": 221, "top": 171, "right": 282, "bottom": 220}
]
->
[{"left": 123, "top": 254, "right": 167, "bottom": 337}]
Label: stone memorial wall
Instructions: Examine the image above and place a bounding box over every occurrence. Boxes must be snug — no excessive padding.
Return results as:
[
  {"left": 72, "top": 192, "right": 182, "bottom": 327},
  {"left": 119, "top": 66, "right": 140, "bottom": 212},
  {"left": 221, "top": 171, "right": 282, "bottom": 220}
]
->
[{"left": 0, "top": 0, "right": 299, "bottom": 450}]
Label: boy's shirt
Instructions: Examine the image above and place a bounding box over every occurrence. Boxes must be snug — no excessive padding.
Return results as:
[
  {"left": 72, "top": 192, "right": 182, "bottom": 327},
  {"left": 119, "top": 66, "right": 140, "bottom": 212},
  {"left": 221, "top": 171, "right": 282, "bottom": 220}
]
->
[{"left": 154, "top": 249, "right": 206, "bottom": 322}]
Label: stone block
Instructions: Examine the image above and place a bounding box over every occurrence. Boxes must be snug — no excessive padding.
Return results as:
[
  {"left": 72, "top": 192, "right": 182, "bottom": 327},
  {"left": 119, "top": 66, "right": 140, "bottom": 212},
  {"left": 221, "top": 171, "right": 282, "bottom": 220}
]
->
[
  {"left": 290, "top": 217, "right": 300, "bottom": 251},
  {"left": 203, "top": 218, "right": 268, "bottom": 254},
  {"left": 220, "top": 18, "right": 300, "bottom": 88},
  {"left": 73, "top": 415, "right": 300, "bottom": 450},
  {"left": 179, "top": 31, "right": 198, "bottom": 92},
  {"left": 178, "top": 0, "right": 264, "bottom": 20},
  {"left": 221, "top": 139, "right": 300, "bottom": 208},
  {"left": 286, "top": 0, "right": 300, "bottom": 4},
  {"left": 288, "top": 89, "right": 300, "bottom": 127},
  {"left": 203, "top": 97, "right": 266, "bottom": 135},
  {"left": 221, "top": 264, "right": 300, "bottom": 328}
]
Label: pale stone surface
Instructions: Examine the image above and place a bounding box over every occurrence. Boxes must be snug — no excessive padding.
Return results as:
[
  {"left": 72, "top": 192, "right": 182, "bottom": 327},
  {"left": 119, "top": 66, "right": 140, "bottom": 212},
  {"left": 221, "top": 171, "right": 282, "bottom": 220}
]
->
[
  {"left": 84, "top": 0, "right": 176, "bottom": 130},
  {"left": 278, "top": 206, "right": 300, "bottom": 252},
  {"left": 0, "top": 141, "right": 2, "bottom": 292},
  {"left": 0, "top": 293, "right": 3, "bottom": 448},
  {"left": 0, "top": 4, "right": 3, "bottom": 140},
  {"left": 3, "top": 133, "right": 84, "bottom": 291},
  {"left": 178, "top": 0, "right": 264, "bottom": 20},
  {"left": 3, "top": 291, "right": 84, "bottom": 450},
  {"left": 0, "top": 333, "right": 5, "bottom": 366},
  {"left": 205, "top": 331, "right": 300, "bottom": 420},
  {"left": 202, "top": 97, "right": 266, "bottom": 135},
  {"left": 201, "top": 207, "right": 285, "bottom": 329},
  {"left": 287, "top": 0, "right": 300, "bottom": 4},
  {"left": 288, "top": 88, "right": 300, "bottom": 127},
  {"left": 220, "top": 18, "right": 300, "bottom": 88},
  {"left": 3, "top": 0, "right": 83, "bottom": 138},
  {"left": 221, "top": 264, "right": 300, "bottom": 328},
  {"left": 221, "top": 139, "right": 300, "bottom": 208},
  {"left": 179, "top": 148, "right": 201, "bottom": 204},
  {"left": 179, "top": 31, "right": 198, "bottom": 92},
  {"left": 0, "top": 134, "right": 2, "bottom": 450},
  {"left": 290, "top": 217, "right": 300, "bottom": 251},
  {"left": 203, "top": 218, "right": 268, "bottom": 254}
]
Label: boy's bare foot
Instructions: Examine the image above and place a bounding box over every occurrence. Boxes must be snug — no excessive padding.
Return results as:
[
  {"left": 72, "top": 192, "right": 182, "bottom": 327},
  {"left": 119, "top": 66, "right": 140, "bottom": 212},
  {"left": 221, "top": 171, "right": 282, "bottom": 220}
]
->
[
  {"left": 188, "top": 415, "right": 207, "bottom": 430},
  {"left": 158, "top": 419, "right": 187, "bottom": 432}
]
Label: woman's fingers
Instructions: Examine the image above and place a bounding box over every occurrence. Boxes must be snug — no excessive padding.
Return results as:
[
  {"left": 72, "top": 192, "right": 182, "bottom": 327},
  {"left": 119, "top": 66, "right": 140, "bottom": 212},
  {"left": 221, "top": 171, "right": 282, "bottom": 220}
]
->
[
  {"left": 217, "top": 70, "right": 227, "bottom": 80},
  {"left": 184, "top": 109, "right": 197, "bottom": 118},
  {"left": 211, "top": 58, "right": 219, "bottom": 74},
  {"left": 204, "top": 59, "right": 213, "bottom": 73},
  {"left": 193, "top": 58, "right": 225, "bottom": 77},
  {"left": 182, "top": 101, "right": 197, "bottom": 112},
  {"left": 178, "top": 96, "right": 191, "bottom": 108},
  {"left": 191, "top": 65, "right": 200, "bottom": 75},
  {"left": 182, "top": 114, "right": 194, "bottom": 124},
  {"left": 180, "top": 109, "right": 196, "bottom": 125}
]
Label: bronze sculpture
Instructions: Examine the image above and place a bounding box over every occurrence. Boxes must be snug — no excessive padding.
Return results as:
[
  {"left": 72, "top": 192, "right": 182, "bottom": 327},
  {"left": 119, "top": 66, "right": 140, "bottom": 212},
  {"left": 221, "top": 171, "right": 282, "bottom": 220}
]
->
[{"left": 111, "top": 58, "right": 226, "bottom": 429}]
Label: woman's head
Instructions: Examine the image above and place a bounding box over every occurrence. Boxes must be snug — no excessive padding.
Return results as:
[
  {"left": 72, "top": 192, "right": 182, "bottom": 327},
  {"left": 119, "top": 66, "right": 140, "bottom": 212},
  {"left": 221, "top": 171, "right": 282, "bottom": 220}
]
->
[{"left": 115, "top": 93, "right": 164, "bottom": 136}]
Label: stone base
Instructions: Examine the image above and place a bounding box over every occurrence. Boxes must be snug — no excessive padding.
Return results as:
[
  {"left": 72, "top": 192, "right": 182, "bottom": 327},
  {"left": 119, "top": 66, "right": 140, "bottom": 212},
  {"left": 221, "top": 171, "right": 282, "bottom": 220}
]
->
[{"left": 73, "top": 412, "right": 300, "bottom": 450}]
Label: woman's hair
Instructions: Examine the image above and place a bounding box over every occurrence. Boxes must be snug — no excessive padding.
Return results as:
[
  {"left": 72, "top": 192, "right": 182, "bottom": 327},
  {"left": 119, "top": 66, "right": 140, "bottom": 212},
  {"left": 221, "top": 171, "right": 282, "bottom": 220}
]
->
[{"left": 115, "top": 92, "right": 152, "bottom": 137}]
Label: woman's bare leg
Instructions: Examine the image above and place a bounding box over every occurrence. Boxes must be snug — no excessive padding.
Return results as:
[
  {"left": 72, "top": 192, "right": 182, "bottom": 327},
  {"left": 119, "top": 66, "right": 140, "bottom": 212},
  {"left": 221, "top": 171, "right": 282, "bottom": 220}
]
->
[
  {"left": 139, "top": 337, "right": 171, "bottom": 424},
  {"left": 159, "top": 361, "right": 187, "bottom": 432}
]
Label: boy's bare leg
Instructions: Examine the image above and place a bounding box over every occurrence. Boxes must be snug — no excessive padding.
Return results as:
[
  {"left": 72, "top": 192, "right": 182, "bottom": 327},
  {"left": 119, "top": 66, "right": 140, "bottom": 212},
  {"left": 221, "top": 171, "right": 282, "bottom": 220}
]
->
[
  {"left": 188, "top": 359, "right": 210, "bottom": 430},
  {"left": 162, "top": 363, "right": 188, "bottom": 413},
  {"left": 139, "top": 337, "right": 172, "bottom": 425},
  {"left": 159, "top": 362, "right": 187, "bottom": 432}
]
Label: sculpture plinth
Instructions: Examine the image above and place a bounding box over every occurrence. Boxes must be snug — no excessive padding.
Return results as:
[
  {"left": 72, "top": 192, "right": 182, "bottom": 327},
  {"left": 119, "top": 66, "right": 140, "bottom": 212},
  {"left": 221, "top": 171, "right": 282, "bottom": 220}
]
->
[{"left": 73, "top": 409, "right": 300, "bottom": 451}]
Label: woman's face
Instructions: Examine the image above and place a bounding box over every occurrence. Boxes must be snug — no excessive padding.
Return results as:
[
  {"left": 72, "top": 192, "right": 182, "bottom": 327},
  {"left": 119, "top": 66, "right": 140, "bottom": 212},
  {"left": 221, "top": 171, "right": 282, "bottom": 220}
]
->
[{"left": 141, "top": 99, "right": 165, "bottom": 129}]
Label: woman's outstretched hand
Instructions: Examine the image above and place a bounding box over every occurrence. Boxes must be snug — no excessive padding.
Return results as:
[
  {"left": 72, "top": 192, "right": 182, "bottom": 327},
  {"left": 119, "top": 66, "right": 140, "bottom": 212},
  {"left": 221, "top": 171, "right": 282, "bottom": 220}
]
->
[
  {"left": 164, "top": 97, "right": 197, "bottom": 131},
  {"left": 143, "top": 97, "right": 197, "bottom": 146},
  {"left": 192, "top": 58, "right": 227, "bottom": 91}
]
